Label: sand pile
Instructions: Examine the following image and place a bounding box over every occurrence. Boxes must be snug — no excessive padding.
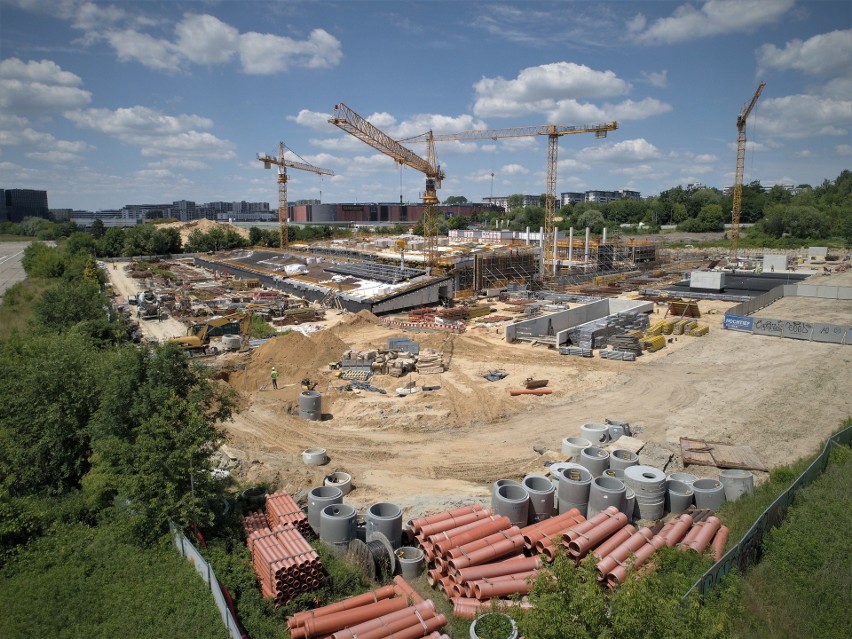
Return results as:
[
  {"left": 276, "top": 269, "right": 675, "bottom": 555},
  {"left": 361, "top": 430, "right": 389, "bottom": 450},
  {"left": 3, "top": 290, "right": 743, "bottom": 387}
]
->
[{"left": 159, "top": 219, "right": 250, "bottom": 243}]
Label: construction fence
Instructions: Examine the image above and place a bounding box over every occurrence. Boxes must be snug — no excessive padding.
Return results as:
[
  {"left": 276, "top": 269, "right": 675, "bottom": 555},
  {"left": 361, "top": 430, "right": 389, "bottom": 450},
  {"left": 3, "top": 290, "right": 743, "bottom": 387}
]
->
[
  {"left": 170, "top": 521, "right": 244, "bottom": 639},
  {"left": 723, "top": 284, "right": 852, "bottom": 344},
  {"left": 682, "top": 422, "right": 852, "bottom": 600}
]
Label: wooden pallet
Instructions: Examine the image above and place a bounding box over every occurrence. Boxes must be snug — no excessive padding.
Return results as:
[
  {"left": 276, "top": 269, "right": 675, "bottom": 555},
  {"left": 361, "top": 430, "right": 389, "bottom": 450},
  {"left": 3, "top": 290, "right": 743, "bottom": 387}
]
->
[{"left": 680, "top": 437, "right": 768, "bottom": 471}]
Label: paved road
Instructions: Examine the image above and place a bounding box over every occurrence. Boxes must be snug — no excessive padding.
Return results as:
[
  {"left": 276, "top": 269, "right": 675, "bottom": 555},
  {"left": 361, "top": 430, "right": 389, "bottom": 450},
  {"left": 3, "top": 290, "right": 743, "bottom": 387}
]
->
[{"left": 0, "top": 241, "right": 31, "bottom": 296}]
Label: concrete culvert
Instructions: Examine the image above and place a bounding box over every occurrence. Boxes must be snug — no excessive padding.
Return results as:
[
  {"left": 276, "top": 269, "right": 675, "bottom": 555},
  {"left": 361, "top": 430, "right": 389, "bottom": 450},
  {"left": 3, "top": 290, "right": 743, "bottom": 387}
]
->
[
  {"left": 692, "top": 478, "right": 726, "bottom": 511},
  {"left": 719, "top": 469, "right": 754, "bottom": 501},
  {"left": 320, "top": 503, "right": 357, "bottom": 549},
  {"left": 587, "top": 476, "right": 627, "bottom": 518},
  {"left": 307, "top": 485, "right": 343, "bottom": 535},
  {"left": 492, "top": 483, "right": 530, "bottom": 527},
  {"left": 609, "top": 449, "right": 639, "bottom": 471},
  {"left": 396, "top": 546, "right": 425, "bottom": 580},
  {"left": 668, "top": 472, "right": 698, "bottom": 485},
  {"left": 324, "top": 471, "right": 352, "bottom": 495},
  {"left": 666, "top": 479, "right": 694, "bottom": 514},
  {"left": 580, "top": 423, "right": 611, "bottom": 445},
  {"left": 522, "top": 474, "right": 556, "bottom": 523},
  {"left": 491, "top": 479, "right": 522, "bottom": 512},
  {"left": 366, "top": 502, "right": 403, "bottom": 549},
  {"left": 299, "top": 390, "right": 322, "bottom": 421},
  {"left": 302, "top": 447, "right": 328, "bottom": 466},
  {"left": 557, "top": 466, "right": 593, "bottom": 517},
  {"left": 562, "top": 436, "right": 592, "bottom": 459},
  {"left": 579, "top": 446, "right": 610, "bottom": 476}
]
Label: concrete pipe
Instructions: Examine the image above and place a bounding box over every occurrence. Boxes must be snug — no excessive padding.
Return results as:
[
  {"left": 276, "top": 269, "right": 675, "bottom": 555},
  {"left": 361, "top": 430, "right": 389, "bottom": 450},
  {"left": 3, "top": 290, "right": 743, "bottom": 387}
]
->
[
  {"left": 692, "top": 478, "right": 726, "bottom": 511},
  {"left": 609, "top": 449, "right": 639, "bottom": 471},
  {"left": 579, "top": 446, "right": 610, "bottom": 477},
  {"left": 666, "top": 480, "right": 694, "bottom": 514},
  {"left": 320, "top": 503, "right": 357, "bottom": 550},
  {"left": 324, "top": 471, "right": 353, "bottom": 495},
  {"left": 624, "top": 466, "right": 667, "bottom": 521},
  {"left": 668, "top": 472, "right": 698, "bottom": 485},
  {"left": 623, "top": 488, "right": 636, "bottom": 521},
  {"left": 522, "top": 474, "right": 556, "bottom": 523},
  {"left": 579, "top": 423, "right": 611, "bottom": 445},
  {"left": 491, "top": 479, "right": 523, "bottom": 513},
  {"left": 557, "top": 466, "right": 593, "bottom": 517},
  {"left": 491, "top": 484, "right": 530, "bottom": 527},
  {"left": 308, "top": 485, "right": 343, "bottom": 535},
  {"left": 603, "top": 468, "right": 625, "bottom": 480},
  {"left": 561, "top": 436, "right": 592, "bottom": 460},
  {"left": 299, "top": 390, "right": 322, "bottom": 421},
  {"left": 366, "top": 502, "right": 403, "bottom": 550},
  {"left": 587, "top": 476, "right": 627, "bottom": 518},
  {"left": 719, "top": 469, "right": 754, "bottom": 502},
  {"left": 303, "top": 447, "right": 328, "bottom": 466},
  {"left": 606, "top": 421, "right": 630, "bottom": 442},
  {"left": 395, "top": 546, "right": 425, "bottom": 580}
]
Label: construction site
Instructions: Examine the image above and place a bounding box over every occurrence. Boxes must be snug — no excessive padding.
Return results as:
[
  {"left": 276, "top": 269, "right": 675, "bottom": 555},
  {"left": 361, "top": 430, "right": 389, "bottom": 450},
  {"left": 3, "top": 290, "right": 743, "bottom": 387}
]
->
[{"left": 101, "top": 97, "right": 852, "bottom": 634}]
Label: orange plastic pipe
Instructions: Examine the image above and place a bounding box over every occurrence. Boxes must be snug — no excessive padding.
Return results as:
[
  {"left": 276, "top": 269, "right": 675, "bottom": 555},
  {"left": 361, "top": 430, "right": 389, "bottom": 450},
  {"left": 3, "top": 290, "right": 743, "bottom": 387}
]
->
[
  {"left": 419, "top": 509, "right": 495, "bottom": 539},
  {"left": 356, "top": 609, "right": 439, "bottom": 639},
  {"left": 473, "top": 576, "right": 535, "bottom": 599},
  {"left": 445, "top": 526, "right": 522, "bottom": 559},
  {"left": 605, "top": 533, "right": 667, "bottom": 587},
  {"left": 393, "top": 576, "right": 424, "bottom": 604},
  {"left": 455, "top": 555, "right": 541, "bottom": 583},
  {"left": 410, "top": 504, "right": 484, "bottom": 534},
  {"left": 711, "top": 525, "right": 730, "bottom": 561},
  {"left": 433, "top": 517, "right": 512, "bottom": 556},
  {"left": 662, "top": 514, "right": 693, "bottom": 547},
  {"left": 381, "top": 613, "right": 447, "bottom": 639},
  {"left": 331, "top": 601, "right": 436, "bottom": 639},
  {"left": 677, "top": 522, "right": 704, "bottom": 550},
  {"left": 592, "top": 524, "right": 636, "bottom": 561},
  {"left": 596, "top": 527, "right": 654, "bottom": 577},
  {"left": 295, "top": 597, "right": 409, "bottom": 639},
  {"left": 562, "top": 506, "right": 620, "bottom": 545},
  {"left": 688, "top": 516, "right": 721, "bottom": 553},
  {"left": 447, "top": 534, "right": 525, "bottom": 571},
  {"left": 568, "top": 511, "right": 628, "bottom": 557},
  {"left": 520, "top": 508, "right": 583, "bottom": 548}
]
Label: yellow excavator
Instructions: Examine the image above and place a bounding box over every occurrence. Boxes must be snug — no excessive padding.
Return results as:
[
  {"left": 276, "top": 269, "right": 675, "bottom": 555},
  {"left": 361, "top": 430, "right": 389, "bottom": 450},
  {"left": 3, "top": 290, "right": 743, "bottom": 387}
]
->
[{"left": 170, "top": 311, "right": 253, "bottom": 355}]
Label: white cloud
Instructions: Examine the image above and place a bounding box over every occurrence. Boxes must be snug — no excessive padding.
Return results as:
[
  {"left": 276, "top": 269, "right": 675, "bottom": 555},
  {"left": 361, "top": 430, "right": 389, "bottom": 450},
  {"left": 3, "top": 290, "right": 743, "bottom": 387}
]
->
[
  {"left": 26, "top": 150, "right": 84, "bottom": 163},
  {"left": 473, "top": 62, "right": 629, "bottom": 117},
  {"left": 239, "top": 28, "right": 342, "bottom": 74},
  {"left": 501, "top": 163, "right": 529, "bottom": 175},
  {"left": 795, "top": 150, "right": 814, "bottom": 158},
  {"left": 757, "top": 29, "right": 852, "bottom": 77},
  {"left": 106, "top": 29, "right": 180, "bottom": 71},
  {"left": 836, "top": 144, "right": 852, "bottom": 156},
  {"left": 753, "top": 94, "right": 852, "bottom": 139},
  {"left": 0, "top": 58, "right": 91, "bottom": 113},
  {"left": 175, "top": 13, "right": 240, "bottom": 64},
  {"left": 309, "top": 135, "right": 369, "bottom": 152},
  {"left": 579, "top": 138, "right": 662, "bottom": 163},
  {"left": 391, "top": 114, "right": 488, "bottom": 139},
  {"left": 147, "top": 158, "right": 209, "bottom": 170},
  {"left": 288, "top": 109, "right": 334, "bottom": 130},
  {"left": 65, "top": 106, "right": 234, "bottom": 159},
  {"left": 631, "top": 0, "right": 795, "bottom": 45},
  {"left": 823, "top": 76, "right": 852, "bottom": 101},
  {"left": 72, "top": 1, "right": 126, "bottom": 31},
  {"left": 612, "top": 164, "right": 658, "bottom": 177},
  {"left": 641, "top": 70, "right": 668, "bottom": 88},
  {"left": 557, "top": 158, "right": 586, "bottom": 171}
]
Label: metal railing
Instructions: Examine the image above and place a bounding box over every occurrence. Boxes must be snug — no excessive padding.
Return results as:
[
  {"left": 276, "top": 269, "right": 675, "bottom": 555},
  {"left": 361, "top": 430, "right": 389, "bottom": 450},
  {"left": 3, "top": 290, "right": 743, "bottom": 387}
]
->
[
  {"left": 170, "top": 522, "right": 244, "bottom": 639},
  {"left": 682, "top": 422, "right": 852, "bottom": 600}
]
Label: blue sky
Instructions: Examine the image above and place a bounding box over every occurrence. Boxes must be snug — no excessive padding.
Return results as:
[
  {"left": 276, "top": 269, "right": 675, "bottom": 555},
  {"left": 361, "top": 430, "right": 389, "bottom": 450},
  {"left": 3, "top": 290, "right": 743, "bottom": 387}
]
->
[{"left": 1, "top": 0, "right": 850, "bottom": 212}]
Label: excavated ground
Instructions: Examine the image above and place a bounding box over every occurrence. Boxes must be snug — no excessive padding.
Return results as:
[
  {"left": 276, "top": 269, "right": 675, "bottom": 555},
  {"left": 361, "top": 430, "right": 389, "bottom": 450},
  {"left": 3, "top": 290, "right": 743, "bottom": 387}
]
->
[{"left": 213, "top": 269, "right": 852, "bottom": 521}]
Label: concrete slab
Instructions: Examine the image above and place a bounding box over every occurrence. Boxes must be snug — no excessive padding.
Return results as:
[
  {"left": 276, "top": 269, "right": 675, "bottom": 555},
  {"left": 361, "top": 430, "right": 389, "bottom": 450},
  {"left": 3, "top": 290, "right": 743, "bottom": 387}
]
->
[
  {"left": 637, "top": 442, "right": 674, "bottom": 471},
  {"left": 605, "top": 435, "right": 645, "bottom": 455}
]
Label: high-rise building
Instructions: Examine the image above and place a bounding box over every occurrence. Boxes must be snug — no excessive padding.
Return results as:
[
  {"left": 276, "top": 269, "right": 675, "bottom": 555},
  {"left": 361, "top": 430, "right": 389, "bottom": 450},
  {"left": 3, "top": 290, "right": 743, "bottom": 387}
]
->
[{"left": 1, "top": 189, "right": 49, "bottom": 223}]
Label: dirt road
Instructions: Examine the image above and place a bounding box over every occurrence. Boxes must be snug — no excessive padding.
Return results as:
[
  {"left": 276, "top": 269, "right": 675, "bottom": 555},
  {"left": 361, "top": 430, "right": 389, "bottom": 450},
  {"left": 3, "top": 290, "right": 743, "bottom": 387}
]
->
[
  {"left": 217, "top": 269, "right": 852, "bottom": 520},
  {"left": 107, "top": 261, "right": 187, "bottom": 341}
]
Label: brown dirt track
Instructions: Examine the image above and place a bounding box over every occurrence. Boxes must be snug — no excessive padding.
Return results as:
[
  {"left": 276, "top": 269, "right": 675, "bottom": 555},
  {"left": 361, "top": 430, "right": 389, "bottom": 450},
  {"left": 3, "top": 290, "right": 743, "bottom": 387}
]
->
[{"left": 215, "top": 269, "right": 852, "bottom": 521}]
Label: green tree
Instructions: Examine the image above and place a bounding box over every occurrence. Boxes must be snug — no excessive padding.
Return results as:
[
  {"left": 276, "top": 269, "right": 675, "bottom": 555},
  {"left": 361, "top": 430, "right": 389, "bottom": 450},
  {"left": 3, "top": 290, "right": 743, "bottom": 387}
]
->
[
  {"left": 507, "top": 194, "right": 526, "bottom": 211},
  {"left": 85, "top": 344, "right": 236, "bottom": 543},
  {"left": 445, "top": 195, "right": 468, "bottom": 204},
  {"left": 34, "top": 279, "right": 105, "bottom": 332},
  {"left": 90, "top": 218, "right": 106, "bottom": 239},
  {"left": 65, "top": 231, "right": 98, "bottom": 257},
  {"left": 248, "top": 226, "right": 264, "bottom": 246},
  {"left": 98, "top": 227, "right": 126, "bottom": 257},
  {"left": 0, "top": 333, "right": 104, "bottom": 496},
  {"left": 21, "top": 241, "right": 66, "bottom": 278}
]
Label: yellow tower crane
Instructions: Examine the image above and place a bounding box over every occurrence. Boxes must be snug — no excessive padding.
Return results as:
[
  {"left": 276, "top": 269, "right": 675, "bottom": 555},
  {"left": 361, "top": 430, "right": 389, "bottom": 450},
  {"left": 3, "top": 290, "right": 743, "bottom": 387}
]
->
[
  {"left": 257, "top": 142, "right": 334, "bottom": 250},
  {"left": 731, "top": 81, "right": 765, "bottom": 264},
  {"left": 329, "top": 103, "right": 444, "bottom": 269},
  {"left": 400, "top": 121, "right": 617, "bottom": 279}
]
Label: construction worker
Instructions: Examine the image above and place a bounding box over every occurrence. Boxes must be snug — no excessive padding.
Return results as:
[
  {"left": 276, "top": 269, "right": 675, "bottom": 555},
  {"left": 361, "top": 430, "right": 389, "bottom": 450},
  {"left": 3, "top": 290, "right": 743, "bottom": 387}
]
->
[{"left": 271, "top": 367, "right": 278, "bottom": 390}]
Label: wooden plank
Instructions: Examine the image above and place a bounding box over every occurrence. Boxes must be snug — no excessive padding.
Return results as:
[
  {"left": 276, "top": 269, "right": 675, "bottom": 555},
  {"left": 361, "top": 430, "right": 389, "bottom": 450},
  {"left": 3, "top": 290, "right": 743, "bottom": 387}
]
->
[{"left": 680, "top": 437, "right": 768, "bottom": 472}]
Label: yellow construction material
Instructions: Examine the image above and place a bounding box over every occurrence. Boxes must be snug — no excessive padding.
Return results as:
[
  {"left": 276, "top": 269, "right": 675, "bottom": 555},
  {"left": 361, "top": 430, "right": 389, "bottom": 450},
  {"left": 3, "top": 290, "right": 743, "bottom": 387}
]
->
[
  {"left": 641, "top": 335, "right": 667, "bottom": 352},
  {"left": 689, "top": 324, "right": 710, "bottom": 337}
]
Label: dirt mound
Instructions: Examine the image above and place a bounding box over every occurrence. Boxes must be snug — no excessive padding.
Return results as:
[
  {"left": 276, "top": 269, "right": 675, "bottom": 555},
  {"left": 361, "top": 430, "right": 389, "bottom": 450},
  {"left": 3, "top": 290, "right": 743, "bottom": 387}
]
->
[
  {"left": 159, "top": 219, "right": 250, "bottom": 243},
  {"left": 229, "top": 330, "right": 349, "bottom": 392}
]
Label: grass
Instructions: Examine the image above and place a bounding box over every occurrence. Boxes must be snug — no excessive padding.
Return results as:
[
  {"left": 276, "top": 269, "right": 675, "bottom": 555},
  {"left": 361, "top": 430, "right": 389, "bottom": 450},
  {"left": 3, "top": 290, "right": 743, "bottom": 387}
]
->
[
  {"left": 0, "top": 279, "right": 50, "bottom": 340},
  {"left": 0, "top": 521, "right": 230, "bottom": 639},
  {"left": 732, "top": 444, "right": 852, "bottom": 639}
]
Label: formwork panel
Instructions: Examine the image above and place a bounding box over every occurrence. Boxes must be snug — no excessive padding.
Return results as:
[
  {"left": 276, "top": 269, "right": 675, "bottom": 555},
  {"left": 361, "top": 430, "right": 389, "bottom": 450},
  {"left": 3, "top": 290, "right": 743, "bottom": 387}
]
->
[
  {"left": 752, "top": 318, "right": 783, "bottom": 337},
  {"left": 811, "top": 323, "right": 849, "bottom": 344},
  {"left": 781, "top": 320, "right": 814, "bottom": 340}
]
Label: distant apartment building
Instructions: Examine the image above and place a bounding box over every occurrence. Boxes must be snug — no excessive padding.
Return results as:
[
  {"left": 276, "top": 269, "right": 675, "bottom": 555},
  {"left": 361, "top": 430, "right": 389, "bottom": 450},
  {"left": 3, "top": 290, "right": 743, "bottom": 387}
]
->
[
  {"left": 560, "top": 189, "right": 641, "bottom": 206},
  {"left": 195, "top": 201, "right": 273, "bottom": 222},
  {"left": 289, "top": 202, "right": 496, "bottom": 224},
  {"left": 70, "top": 208, "right": 144, "bottom": 228},
  {"left": 1, "top": 188, "right": 49, "bottom": 223},
  {"left": 481, "top": 195, "right": 540, "bottom": 211}
]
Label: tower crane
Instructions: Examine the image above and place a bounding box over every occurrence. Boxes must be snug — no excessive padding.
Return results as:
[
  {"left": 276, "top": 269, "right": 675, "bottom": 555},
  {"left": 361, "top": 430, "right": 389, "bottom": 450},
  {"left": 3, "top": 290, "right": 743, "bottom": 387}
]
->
[
  {"left": 730, "top": 81, "right": 765, "bottom": 264},
  {"left": 257, "top": 142, "right": 334, "bottom": 250},
  {"left": 329, "top": 103, "right": 444, "bottom": 269},
  {"left": 400, "top": 121, "right": 617, "bottom": 279}
]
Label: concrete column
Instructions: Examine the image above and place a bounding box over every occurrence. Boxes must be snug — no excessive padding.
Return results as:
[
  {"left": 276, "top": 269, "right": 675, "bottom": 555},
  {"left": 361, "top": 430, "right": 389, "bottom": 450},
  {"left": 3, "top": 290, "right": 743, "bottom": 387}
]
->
[
  {"left": 602, "top": 227, "right": 607, "bottom": 244},
  {"left": 584, "top": 227, "right": 591, "bottom": 263},
  {"left": 569, "top": 227, "right": 574, "bottom": 264},
  {"left": 539, "top": 226, "right": 545, "bottom": 274},
  {"left": 526, "top": 226, "right": 530, "bottom": 246},
  {"left": 553, "top": 228, "right": 558, "bottom": 276}
]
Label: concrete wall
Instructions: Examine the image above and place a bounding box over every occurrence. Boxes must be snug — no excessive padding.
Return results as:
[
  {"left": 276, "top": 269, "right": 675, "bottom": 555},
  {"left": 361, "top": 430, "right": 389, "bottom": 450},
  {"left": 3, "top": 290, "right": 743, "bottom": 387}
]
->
[
  {"left": 505, "top": 298, "right": 652, "bottom": 344},
  {"left": 690, "top": 271, "right": 725, "bottom": 291},
  {"left": 808, "top": 247, "right": 828, "bottom": 258},
  {"left": 762, "top": 254, "right": 787, "bottom": 273}
]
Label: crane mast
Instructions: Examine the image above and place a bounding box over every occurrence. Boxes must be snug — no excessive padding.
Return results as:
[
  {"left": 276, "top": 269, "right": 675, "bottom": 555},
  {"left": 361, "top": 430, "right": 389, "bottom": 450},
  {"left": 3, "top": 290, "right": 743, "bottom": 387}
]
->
[
  {"left": 401, "top": 120, "right": 617, "bottom": 279},
  {"left": 329, "top": 103, "right": 444, "bottom": 268},
  {"left": 731, "top": 81, "right": 765, "bottom": 264},
  {"left": 258, "top": 142, "right": 334, "bottom": 250}
]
